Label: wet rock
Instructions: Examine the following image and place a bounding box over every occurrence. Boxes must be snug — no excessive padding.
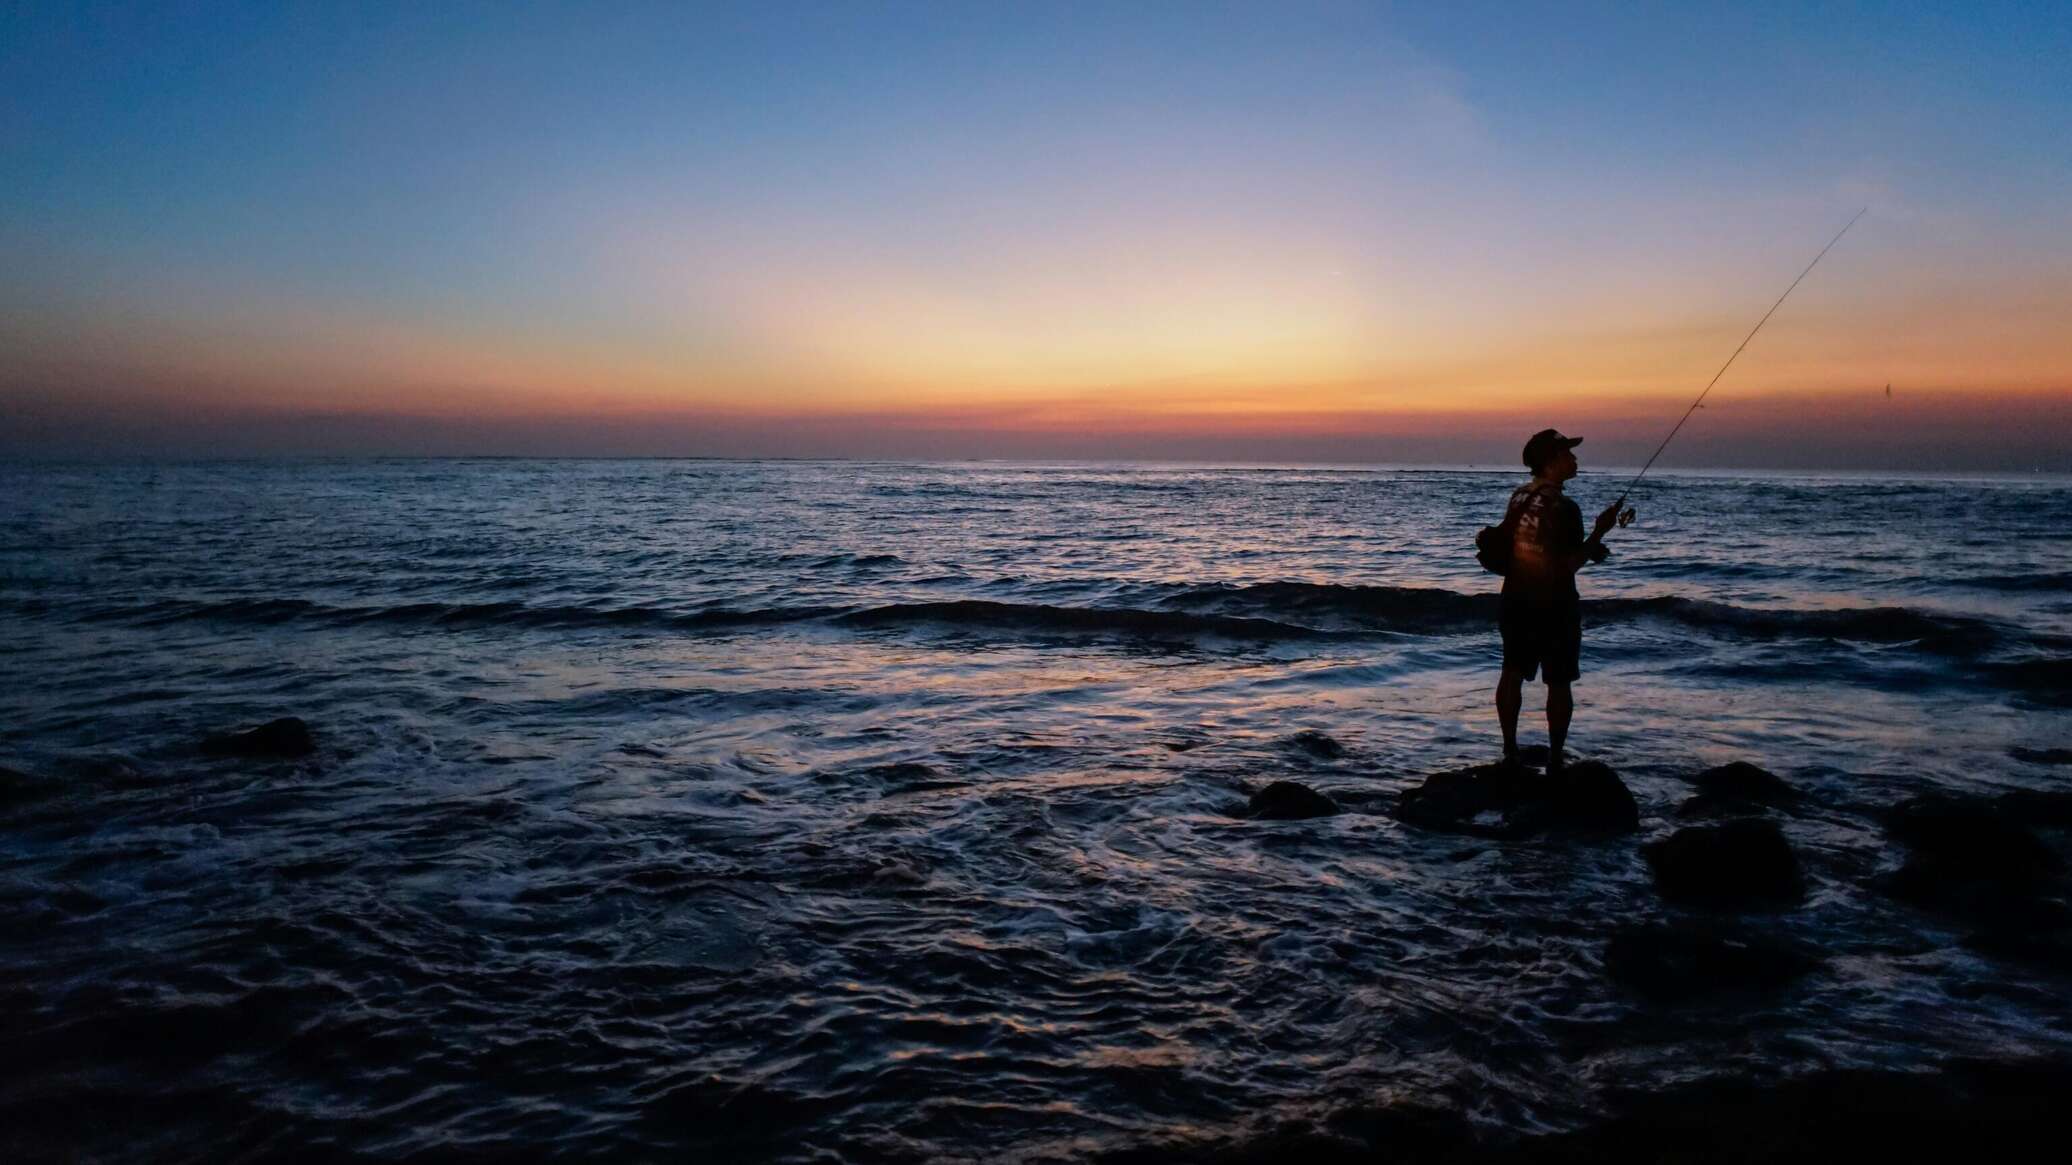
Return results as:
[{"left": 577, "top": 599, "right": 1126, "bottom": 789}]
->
[
  {"left": 1997, "top": 789, "right": 2072, "bottom": 830},
  {"left": 1605, "top": 922, "right": 1820, "bottom": 1001},
  {"left": 1674, "top": 795, "right": 1750, "bottom": 820},
  {"left": 1540, "top": 1059, "right": 2072, "bottom": 1162},
  {"left": 1246, "top": 781, "right": 1340, "bottom": 820},
  {"left": 1880, "top": 792, "right": 2071, "bottom": 964},
  {"left": 1643, "top": 820, "right": 1805, "bottom": 909},
  {"left": 1514, "top": 744, "right": 1552, "bottom": 767},
  {"left": 1285, "top": 730, "right": 1345, "bottom": 759},
  {"left": 1884, "top": 794, "right": 2062, "bottom": 887},
  {"left": 199, "top": 717, "right": 316, "bottom": 759},
  {"left": 1677, "top": 761, "right": 1800, "bottom": 818},
  {"left": 1393, "top": 760, "right": 1637, "bottom": 839},
  {"left": 1394, "top": 762, "right": 1534, "bottom": 837},
  {"left": 1538, "top": 761, "right": 1642, "bottom": 833},
  {"left": 1101, "top": 1060, "right": 2072, "bottom": 1164}
]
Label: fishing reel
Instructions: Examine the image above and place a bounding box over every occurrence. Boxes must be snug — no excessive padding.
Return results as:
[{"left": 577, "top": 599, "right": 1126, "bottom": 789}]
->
[{"left": 1617, "top": 506, "right": 1637, "bottom": 528}]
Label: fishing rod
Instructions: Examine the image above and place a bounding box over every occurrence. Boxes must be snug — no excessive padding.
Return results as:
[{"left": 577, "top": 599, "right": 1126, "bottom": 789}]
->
[{"left": 1607, "top": 206, "right": 1868, "bottom": 525}]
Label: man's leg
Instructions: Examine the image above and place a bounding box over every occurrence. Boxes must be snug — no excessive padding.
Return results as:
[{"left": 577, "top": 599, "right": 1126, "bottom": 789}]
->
[
  {"left": 1496, "top": 666, "right": 1525, "bottom": 759},
  {"left": 1545, "top": 680, "right": 1572, "bottom": 770}
]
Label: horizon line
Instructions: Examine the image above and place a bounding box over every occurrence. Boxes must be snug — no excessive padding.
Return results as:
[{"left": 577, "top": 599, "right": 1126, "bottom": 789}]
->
[{"left": 5, "top": 453, "right": 2068, "bottom": 479}]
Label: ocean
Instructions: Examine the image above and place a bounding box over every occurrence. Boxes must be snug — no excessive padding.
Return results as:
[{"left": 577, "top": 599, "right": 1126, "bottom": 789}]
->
[{"left": 3, "top": 458, "right": 2069, "bottom": 1161}]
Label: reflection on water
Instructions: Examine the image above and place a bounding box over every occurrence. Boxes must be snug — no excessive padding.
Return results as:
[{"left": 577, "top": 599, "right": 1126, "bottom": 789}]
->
[{"left": 1, "top": 460, "right": 2068, "bottom": 1160}]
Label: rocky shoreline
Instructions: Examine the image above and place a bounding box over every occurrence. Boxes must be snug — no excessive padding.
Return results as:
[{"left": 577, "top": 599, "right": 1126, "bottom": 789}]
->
[
  {"left": 1088, "top": 1057, "right": 2072, "bottom": 1164},
  {"left": 7, "top": 719, "right": 2071, "bottom": 1163}
]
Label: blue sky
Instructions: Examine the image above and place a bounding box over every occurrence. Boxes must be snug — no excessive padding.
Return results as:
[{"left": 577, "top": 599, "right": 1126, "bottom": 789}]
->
[{"left": 3, "top": 2, "right": 2067, "bottom": 466}]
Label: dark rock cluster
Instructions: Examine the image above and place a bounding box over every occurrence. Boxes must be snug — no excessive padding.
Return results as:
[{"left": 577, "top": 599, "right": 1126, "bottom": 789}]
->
[
  {"left": 1675, "top": 760, "right": 1800, "bottom": 818},
  {"left": 1392, "top": 759, "right": 1637, "bottom": 839},
  {"left": 199, "top": 717, "right": 317, "bottom": 759},
  {"left": 1643, "top": 819, "right": 1806, "bottom": 909},
  {"left": 1284, "top": 730, "right": 1346, "bottom": 760},
  {"left": 1879, "top": 791, "right": 2072, "bottom": 972},
  {"left": 1246, "top": 780, "right": 1341, "bottom": 820}
]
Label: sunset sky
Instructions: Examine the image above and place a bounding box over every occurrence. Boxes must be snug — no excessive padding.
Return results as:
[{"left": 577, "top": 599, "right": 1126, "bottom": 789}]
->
[{"left": 3, "top": 2, "right": 2067, "bottom": 468}]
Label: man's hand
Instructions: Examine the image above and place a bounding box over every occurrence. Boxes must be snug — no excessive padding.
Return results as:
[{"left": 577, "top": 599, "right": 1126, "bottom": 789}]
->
[{"left": 1591, "top": 500, "right": 1622, "bottom": 539}]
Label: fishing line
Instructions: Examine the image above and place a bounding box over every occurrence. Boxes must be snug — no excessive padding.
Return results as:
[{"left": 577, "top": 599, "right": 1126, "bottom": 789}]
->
[{"left": 1608, "top": 206, "right": 1868, "bottom": 522}]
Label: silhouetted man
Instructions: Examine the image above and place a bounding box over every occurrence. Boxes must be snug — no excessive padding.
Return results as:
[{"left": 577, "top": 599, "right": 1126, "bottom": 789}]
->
[{"left": 1496, "top": 429, "right": 1621, "bottom": 770}]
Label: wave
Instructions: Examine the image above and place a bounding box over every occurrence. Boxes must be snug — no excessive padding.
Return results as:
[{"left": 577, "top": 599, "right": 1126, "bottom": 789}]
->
[
  {"left": 59, "top": 596, "right": 842, "bottom": 633},
  {"left": 1157, "top": 581, "right": 1491, "bottom": 633},
  {"left": 771, "top": 552, "right": 907, "bottom": 570},
  {"left": 834, "top": 600, "right": 1336, "bottom": 640},
  {"left": 1591, "top": 595, "right": 2015, "bottom": 656},
  {"left": 10, "top": 585, "right": 2053, "bottom": 657},
  {"left": 1962, "top": 570, "right": 2072, "bottom": 593},
  {"left": 1152, "top": 582, "right": 2027, "bottom": 656}
]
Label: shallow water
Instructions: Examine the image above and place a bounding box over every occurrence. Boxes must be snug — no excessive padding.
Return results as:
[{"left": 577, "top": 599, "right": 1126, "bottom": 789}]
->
[{"left": 2, "top": 459, "right": 2069, "bottom": 1160}]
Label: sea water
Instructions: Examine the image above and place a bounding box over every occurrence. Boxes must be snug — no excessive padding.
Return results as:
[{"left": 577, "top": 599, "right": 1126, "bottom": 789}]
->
[{"left": 2, "top": 459, "right": 2068, "bottom": 1159}]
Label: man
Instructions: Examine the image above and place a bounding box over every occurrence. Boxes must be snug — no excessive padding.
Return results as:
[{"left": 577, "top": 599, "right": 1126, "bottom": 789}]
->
[{"left": 1495, "top": 429, "right": 1622, "bottom": 771}]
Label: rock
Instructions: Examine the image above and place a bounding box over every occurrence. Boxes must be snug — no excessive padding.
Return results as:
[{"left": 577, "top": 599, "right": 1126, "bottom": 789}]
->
[
  {"left": 1393, "top": 759, "right": 1637, "bottom": 839},
  {"left": 1643, "top": 820, "right": 1805, "bottom": 909},
  {"left": 199, "top": 717, "right": 317, "bottom": 759},
  {"left": 1537, "top": 761, "right": 1642, "bottom": 833},
  {"left": 1285, "top": 730, "right": 1345, "bottom": 760},
  {"left": 1889, "top": 787, "right": 2072, "bottom": 970},
  {"left": 1605, "top": 923, "right": 1819, "bottom": 1001},
  {"left": 1514, "top": 744, "right": 1552, "bottom": 767},
  {"left": 1247, "top": 780, "right": 1340, "bottom": 820},
  {"left": 1879, "top": 792, "right": 2072, "bottom": 968},
  {"left": 1540, "top": 1059, "right": 2072, "bottom": 1162},
  {"left": 1884, "top": 794, "right": 2062, "bottom": 886},
  {"left": 1394, "top": 762, "right": 1536, "bottom": 838},
  {"left": 1674, "top": 794, "right": 1746, "bottom": 820},
  {"left": 1677, "top": 761, "right": 1801, "bottom": 818},
  {"left": 1693, "top": 761, "right": 1794, "bottom": 802},
  {"left": 1996, "top": 789, "right": 2072, "bottom": 830}
]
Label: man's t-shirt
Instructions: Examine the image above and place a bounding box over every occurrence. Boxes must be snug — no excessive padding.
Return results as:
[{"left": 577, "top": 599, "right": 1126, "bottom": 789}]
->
[{"left": 1503, "top": 481, "right": 1587, "bottom": 603}]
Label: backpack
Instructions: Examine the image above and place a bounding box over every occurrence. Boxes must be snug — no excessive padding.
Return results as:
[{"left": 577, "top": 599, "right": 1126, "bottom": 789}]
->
[{"left": 1474, "top": 493, "right": 1526, "bottom": 575}]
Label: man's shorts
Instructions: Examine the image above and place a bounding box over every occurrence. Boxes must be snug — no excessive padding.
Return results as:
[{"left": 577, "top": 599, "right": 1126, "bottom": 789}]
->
[{"left": 1500, "top": 592, "right": 1581, "bottom": 684}]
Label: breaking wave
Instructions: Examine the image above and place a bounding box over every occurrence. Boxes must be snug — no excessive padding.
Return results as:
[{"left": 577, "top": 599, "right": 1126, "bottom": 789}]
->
[{"left": 10, "top": 583, "right": 2051, "bottom": 658}]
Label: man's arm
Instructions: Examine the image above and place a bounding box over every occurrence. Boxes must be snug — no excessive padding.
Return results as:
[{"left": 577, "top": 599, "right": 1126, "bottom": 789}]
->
[{"left": 1561, "top": 499, "right": 1617, "bottom": 571}]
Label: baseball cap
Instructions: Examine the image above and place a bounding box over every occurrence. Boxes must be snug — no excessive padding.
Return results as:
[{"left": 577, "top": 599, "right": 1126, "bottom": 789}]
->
[{"left": 1522, "top": 429, "right": 1583, "bottom": 471}]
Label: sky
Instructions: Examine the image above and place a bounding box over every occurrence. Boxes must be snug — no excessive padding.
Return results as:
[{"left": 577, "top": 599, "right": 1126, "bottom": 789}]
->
[{"left": 3, "top": 1, "right": 2068, "bottom": 468}]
